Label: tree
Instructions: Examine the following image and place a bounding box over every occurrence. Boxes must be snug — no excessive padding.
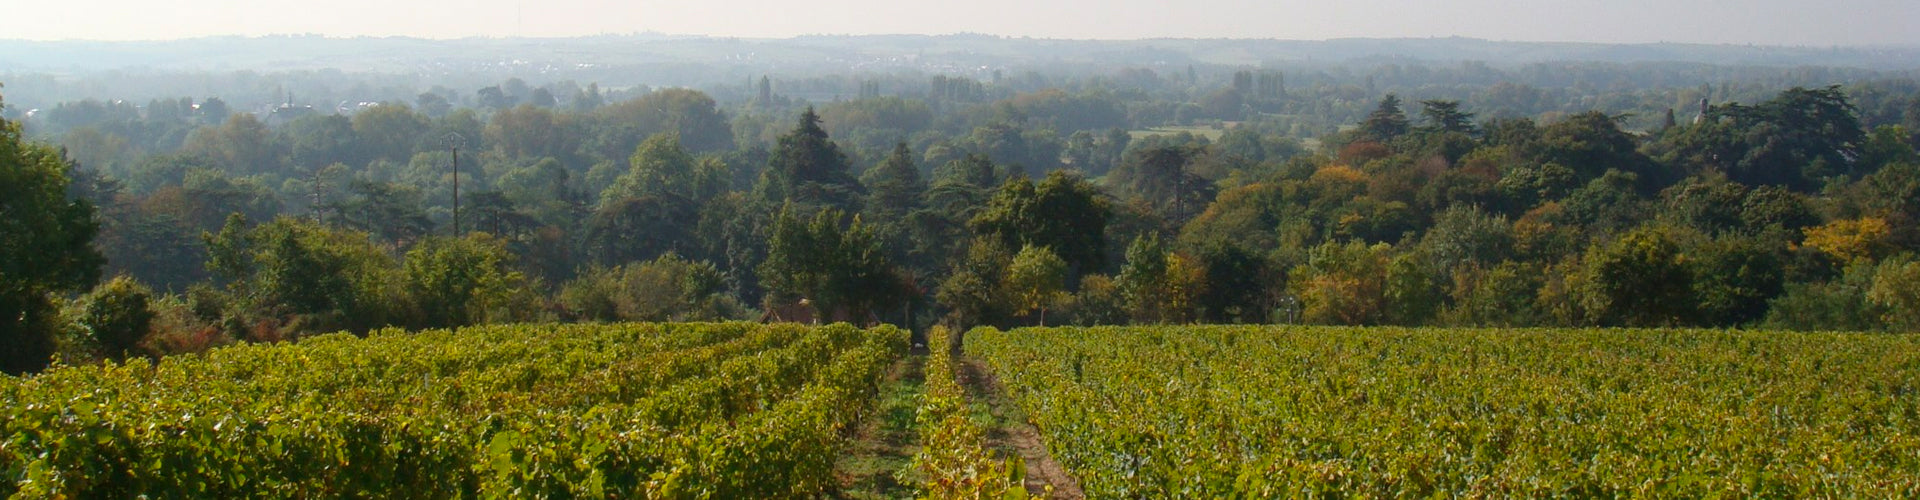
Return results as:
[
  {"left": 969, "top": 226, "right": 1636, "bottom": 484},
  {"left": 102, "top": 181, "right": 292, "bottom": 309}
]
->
[
  {"left": 528, "top": 88, "right": 558, "bottom": 108},
  {"left": 1, "top": 108, "right": 103, "bottom": 374},
  {"left": 196, "top": 97, "right": 231, "bottom": 124},
  {"left": 1006, "top": 245, "right": 1068, "bottom": 325},
  {"left": 559, "top": 254, "right": 740, "bottom": 323},
  {"left": 759, "top": 207, "right": 903, "bottom": 323},
  {"left": 182, "top": 113, "right": 281, "bottom": 175},
  {"left": 283, "top": 114, "right": 361, "bottom": 170},
  {"left": 1689, "top": 235, "right": 1785, "bottom": 326},
  {"left": 1666, "top": 86, "right": 1863, "bottom": 190},
  {"left": 476, "top": 86, "right": 515, "bottom": 110},
  {"left": 601, "top": 133, "right": 698, "bottom": 204},
  {"left": 1419, "top": 205, "right": 1514, "bottom": 275},
  {"left": 351, "top": 103, "right": 430, "bottom": 164},
  {"left": 1068, "top": 274, "right": 1127, "bottom": 326},
  {"left": 1116, "top": 234, "right": 1169, "bottom": 324},
  {"left": 1802, "top": 217, "right": 1893, "bottom": 266},
  {"left": 1442, "top": 261, "right": 1543, "bottom": 327},
  {"left": 1359, "top": 94, "right": 1410, "bottom": 142},
  {"left": 206, "top": 216, "right": 405, "bottom": 336},
  {"left": 935, "top": 238, "right": 1013, "bottom": 329},
  {"left": 1763, "top": 261, "right": 1884, "bottom": 331},
  {"left": 417, "top": 92, "right": 453, "bottom": 117},
  {"left": 862, "top": 142, "right": 926, "bottom": 224},
  {"left": 79, "top": 276, "right": 156, "bottom": 360},
  {"left": 970, "top": 171, "right": 1112, "bottom": 278},
  {"left": 334, "top": 180, "right": 433, "bottom": 244},
  {"left": 1196, "top": 243, "right": 1267, "bottom": 323},
  {"left": 1110, "top": 144, "right": 1214, "bottom": 227},
  {"left": 757, "top": 108, "right": 863, "bottom": 214},
  {"left": 959, "top": 122, "right": 1062, "bottom": 176},
  {"left": 1868, "top": 258, "right": 1920, "bottom": 331},
  {"left": 1419, "top": 99, "right": 1476, "bottom": 134},
  {"left": 1288, "top": 240, "right": 1392, "bottom": 325},
  {"left": 485, "top": 104, "right": 572, "bottom": 161},
  {"left": 1577, "top": 227, "right": 1696, "bottom": 327},
  {"left": 582, "top": 195, "right": 698, "bottom": 266},
  {"left": 1384, "top": 252, "right": 1443, "bottom": 325},
  {"left": 1538, "top": 111, "right": 1656, "bottom": 187},
  {"left": 585, "top": 88, "right": 733, "bottom": 160},
  {"left": 404, "top": 234, "right": 524, "bottom": 329}
]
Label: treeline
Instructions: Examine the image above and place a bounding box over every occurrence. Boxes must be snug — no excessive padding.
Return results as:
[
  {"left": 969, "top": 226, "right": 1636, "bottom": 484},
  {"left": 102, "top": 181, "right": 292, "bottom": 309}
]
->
[{"left": 4, "top": 73, "right": 1920, "bottom": 374}]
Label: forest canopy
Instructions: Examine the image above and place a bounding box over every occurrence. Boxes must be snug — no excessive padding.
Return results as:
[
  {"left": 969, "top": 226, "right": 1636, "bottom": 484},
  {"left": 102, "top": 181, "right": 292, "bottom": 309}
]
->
[{"left": 5, "top": 50, "right": 1920, "bottom": 373}]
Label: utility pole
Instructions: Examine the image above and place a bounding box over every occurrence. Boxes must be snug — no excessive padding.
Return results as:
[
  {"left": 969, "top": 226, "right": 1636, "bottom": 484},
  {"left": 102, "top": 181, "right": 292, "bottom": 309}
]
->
[
  {"left": 445, "top": 132, "right": 465, "bottom": 236},
  {"left": 309, "top": 166, "right": 327, "bottom": 224}
]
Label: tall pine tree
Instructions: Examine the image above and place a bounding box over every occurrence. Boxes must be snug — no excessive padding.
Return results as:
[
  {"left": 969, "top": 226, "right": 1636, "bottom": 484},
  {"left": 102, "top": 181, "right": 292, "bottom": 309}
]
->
[{"left": 756, "top": 107, "right": 863, "bottom": 214}]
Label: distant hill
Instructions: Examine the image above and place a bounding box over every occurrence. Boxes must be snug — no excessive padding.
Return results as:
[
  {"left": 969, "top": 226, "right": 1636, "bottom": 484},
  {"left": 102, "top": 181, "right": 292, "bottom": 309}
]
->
[{"left": 2, "top": 35, "right": 1916, "bottom": 75}]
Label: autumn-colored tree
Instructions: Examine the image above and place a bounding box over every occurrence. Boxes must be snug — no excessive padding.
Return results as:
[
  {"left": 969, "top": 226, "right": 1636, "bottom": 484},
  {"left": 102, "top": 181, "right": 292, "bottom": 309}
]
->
[{"left": 1802, "top": 217, "right": 1893, "bottom": 265}]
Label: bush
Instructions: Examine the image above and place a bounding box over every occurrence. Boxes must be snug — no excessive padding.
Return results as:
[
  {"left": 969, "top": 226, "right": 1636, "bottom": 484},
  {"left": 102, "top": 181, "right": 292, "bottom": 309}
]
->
[{"left": 78, "top": 276, "right": 156, "bottom": 360}]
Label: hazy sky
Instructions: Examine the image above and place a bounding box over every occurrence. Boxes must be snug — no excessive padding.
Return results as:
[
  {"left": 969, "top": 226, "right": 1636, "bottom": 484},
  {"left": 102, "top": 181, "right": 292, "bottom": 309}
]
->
[{"left": 8, "top": 0, "right": 1918, "bottom": 46}]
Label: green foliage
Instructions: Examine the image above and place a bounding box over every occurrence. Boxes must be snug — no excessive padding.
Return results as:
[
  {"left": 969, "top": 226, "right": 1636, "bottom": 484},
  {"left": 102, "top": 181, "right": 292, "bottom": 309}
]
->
[
  {"left": 1358, "top": 94, "right": 1410, "bottom": 142},
  {"left": 78, "top": 276, "right": 156, "bottom": 360},
  {"left": 181, "top": 113, "right": 282, "bottom": 175},
  {"left": 1867, "top": 256, "right": 1920, "bottom": 331},
  {"left": 403, "top": 234, "right": 525, "bottom": 329},
  {"left": 1418, "top": 99, "right": 1476, "bottom": 134},
  {"left": 599, "top": 132, "right": 698, "bottom": 205},
  {"left": 581, "top": 194, "right": 699, "bottom": 267},
  {"left": 1289, "top": 240, "right": 1394, "bottom": 325},
  {"left": 205, "top": 216, "right": 406, "bottom": 336},
  {"left": 862, "top": 142, "right": 926, "bottom": 225},
  {"left": 971, "top": 325, "right": 1920, "bottom": 498},
  {"left": 1577, "top": 226, "right": 1697, "bottom": 327},
  {"left": 1115, "top": 234, "right": 1169, "bottom": 324},
  {"left": 559, "top": 253, "right": 742, "bottom": 323},
  {"left": 1065, "top": 274, "right": 1127, "bottom": 327},
  {"left": 1669, "top": 86, "right": 1864, "bottom": 190},
  {"left": 0, "top": 322, "right": 908, "bottom": 498},
  {"left": 350, "top": 103, "right": 430, "bottom": 164},
  {"left": 956, "top": 122, "right": 1062, "bottom": 176},
  {"left": 1195, "top": 243, "right": 1268, "bottom": 323},
  {"left": 759, "top": 207, "right": 903, "bottom": 322},
  {"left": 1763, "top": 261, "right": 1886, "bottom": 331},
  {"left": 1, "top": 111, "right": 103, "bottom": 374},
  {"left": 816, "top": 97, "right": 934, "bottom": 150},
  {"left": 1687, "top": 235, "right": 1786, "bottom": 326},
  {"left": 936, "top": 238, "right": 1015, "bottom": 328},
  {"left": 1109, "top": 143, "right": 1214, "bottom": 227},
  {"left": 1383, "top": 252, "right": 1443, "bottom": 325},
  {"left": 1419, "top": 205, "right": 1514, "bottom": 275},
  {"left": 758, "top": 107, "right": 863, "bottom": 213},
  {"left": 1441, "top": 261, "right": 1544, "bottom": 327},
  {"left": 1005, "top": 245, "right": 1068, "bottom": 325},
  {"left": 913, "top": 326, "right": 1030, "bottom": 499},
  {"left": 969, "top": 170, "right": 1112, "bottom": 276}
]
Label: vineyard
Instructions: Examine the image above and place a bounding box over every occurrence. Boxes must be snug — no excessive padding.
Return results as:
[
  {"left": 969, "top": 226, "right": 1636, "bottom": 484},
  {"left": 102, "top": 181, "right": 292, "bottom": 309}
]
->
[
  {"left": 968, "top": 326, "right": 1920, "bottom": 498},
  {"left": 9, "top": 322, "right": 1920, "bottom": 498},
  {"left": 0, "top": 322, "right": 907, "bottom": 498}
]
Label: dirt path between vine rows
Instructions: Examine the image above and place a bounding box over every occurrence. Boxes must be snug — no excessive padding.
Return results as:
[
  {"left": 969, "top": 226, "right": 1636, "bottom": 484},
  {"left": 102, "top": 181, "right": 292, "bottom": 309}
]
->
[
  {"left": 832, "top": 354, "right": 925, "bottom": 499},
  {"left": 955, "top": 357, "right": 1086, "bottom": 500}
]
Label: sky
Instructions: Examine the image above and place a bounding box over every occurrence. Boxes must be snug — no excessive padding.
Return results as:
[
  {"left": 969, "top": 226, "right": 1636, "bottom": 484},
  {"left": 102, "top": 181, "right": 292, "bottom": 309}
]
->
[{"left": 6, "top": 0, "right": 1918, "bottom": 46}]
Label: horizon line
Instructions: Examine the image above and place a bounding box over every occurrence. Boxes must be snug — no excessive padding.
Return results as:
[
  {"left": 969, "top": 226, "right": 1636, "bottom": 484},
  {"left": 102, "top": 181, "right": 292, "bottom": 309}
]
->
[{"left": 4, "top": 33, "right": 1918, "bottom": 50}]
